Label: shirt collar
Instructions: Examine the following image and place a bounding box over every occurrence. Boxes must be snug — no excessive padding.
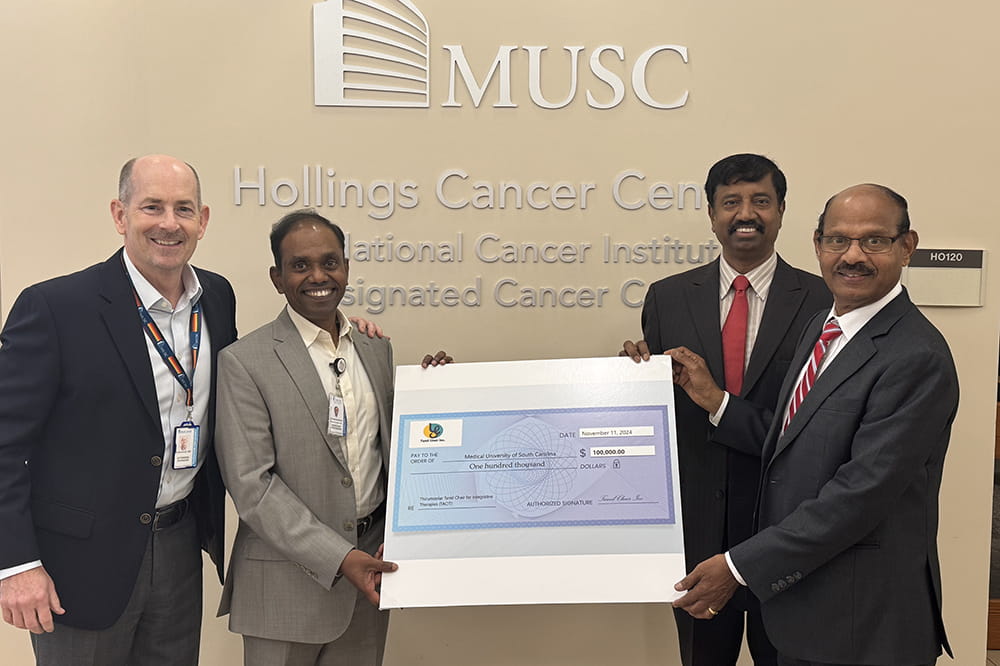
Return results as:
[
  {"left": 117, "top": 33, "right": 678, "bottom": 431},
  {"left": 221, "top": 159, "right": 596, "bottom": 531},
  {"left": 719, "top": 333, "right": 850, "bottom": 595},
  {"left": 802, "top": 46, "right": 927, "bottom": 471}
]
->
[
  {"left": 122, "top": 248, "right": 201, "bottom": 312},
  {"left": 719, "top": 252, "right": 777, "bottom": 302},
  {"left": 826, "top": 282, "right": 903, "bottom": 342},
  {"left": 285, "top": 305, "right": 353, "bottom": 350}
]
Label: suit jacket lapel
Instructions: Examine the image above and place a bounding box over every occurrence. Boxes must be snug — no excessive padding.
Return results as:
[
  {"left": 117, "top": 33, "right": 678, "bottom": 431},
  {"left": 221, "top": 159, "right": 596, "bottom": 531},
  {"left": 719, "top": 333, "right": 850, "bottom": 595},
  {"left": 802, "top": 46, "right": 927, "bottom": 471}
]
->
[
  {"left": 351, "top": 334, "right": 391, "bottom": 470},
  {"left": 97, "top": 250, "right": 160, "bottom": 427},
  {"left": 271, "top": 310, "right": 350, "bottom": 469},
  {"left": 743, "top": 256, "right": 807, "bottom": 395},
  {"left": 774, "top": 337, "right": 875, "bottom": 458},
  {"left": 769, "top": 292, "right": 912, "bottom": 459},
  {"left": 194, "top": 269, "right": 227, "bottom": 359},
  {"left": 760, "top": 311, "right": 825, "bottom": 465},
  {"left": 686, "top": 261, "right": 726, "bottom": 387}
]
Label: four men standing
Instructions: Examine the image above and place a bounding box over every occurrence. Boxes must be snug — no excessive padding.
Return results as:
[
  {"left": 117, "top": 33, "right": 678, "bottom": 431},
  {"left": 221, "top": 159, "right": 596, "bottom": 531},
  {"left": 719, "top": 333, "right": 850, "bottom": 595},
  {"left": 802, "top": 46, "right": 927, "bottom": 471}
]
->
[{"left": 0, "top": 154, "right": 960, "bottom": 666}]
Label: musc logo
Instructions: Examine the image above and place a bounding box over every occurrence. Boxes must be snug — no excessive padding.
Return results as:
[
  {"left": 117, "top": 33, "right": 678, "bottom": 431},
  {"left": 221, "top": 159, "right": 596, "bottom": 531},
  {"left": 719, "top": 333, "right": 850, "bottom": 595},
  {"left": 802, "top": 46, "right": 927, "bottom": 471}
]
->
[
  {"left": 423, "top": 423, "right": 444, "bottom": 438},
  {"left": 313, "top": 0, "right": 689, "bottom": 109},
  {"left": 314, "top": 0, "right": 430, "bottom": 107}
]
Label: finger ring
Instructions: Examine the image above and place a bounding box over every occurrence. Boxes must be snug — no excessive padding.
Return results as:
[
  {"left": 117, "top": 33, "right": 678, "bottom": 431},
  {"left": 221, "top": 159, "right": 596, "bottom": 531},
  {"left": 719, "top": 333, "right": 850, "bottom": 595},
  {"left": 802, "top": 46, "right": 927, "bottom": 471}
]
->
[{"left": 707, "top": 607, "right": 719, "bottom": 617}]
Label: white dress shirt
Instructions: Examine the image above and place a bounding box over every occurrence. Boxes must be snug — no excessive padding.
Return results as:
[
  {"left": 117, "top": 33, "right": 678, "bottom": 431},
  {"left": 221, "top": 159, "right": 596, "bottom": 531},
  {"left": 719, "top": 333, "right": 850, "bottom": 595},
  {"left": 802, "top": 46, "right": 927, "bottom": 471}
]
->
[
  {"left": 123, "top": 251, "right": 213, "bottom": 510},
  {"left": 286, "top": 306, "right": 384, "bottom": 519}
]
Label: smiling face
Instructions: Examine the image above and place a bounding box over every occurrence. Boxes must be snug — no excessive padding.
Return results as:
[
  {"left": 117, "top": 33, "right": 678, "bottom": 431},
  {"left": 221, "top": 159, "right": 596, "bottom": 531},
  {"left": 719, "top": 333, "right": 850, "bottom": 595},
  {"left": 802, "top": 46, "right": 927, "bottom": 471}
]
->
[
  {"left": 708, "top": 173, "right": 784, "bottom": 272},
  {"left": 815, "top": 185, "right": 917, "bottom": 316},
  {"left": 111, "top": 155, "right": 209, "bottom": 296},
  {"left": 269, "top": 220, "right": 349, "bottom": 332}
]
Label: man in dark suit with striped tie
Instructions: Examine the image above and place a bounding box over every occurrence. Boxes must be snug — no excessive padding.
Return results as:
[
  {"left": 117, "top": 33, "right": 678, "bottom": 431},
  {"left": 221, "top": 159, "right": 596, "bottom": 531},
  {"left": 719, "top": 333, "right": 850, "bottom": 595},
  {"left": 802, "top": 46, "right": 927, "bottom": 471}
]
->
[{"left": 672, "top": 184, "right": 958, "bottom": 666}]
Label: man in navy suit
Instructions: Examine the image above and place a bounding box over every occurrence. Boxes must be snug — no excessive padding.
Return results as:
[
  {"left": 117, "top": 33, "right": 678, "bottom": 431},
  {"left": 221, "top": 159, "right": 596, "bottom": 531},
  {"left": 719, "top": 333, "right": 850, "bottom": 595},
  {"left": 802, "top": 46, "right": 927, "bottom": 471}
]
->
[
  {"left": 673, "top": 184, "right": 957, "bottom": 665},
  {"left": 623, "top": 153, "right": 831, "bottom": 665},
  {"left": 0, "top": 155, "right": 237, "bottom": 665}
]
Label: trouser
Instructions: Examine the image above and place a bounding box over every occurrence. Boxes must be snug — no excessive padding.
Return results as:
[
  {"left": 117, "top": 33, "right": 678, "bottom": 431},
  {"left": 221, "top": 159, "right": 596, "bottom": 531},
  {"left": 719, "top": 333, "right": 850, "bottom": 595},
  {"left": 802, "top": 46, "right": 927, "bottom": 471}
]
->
[{"left": 32, "top": 505, "right": 202, "bottom": 666}]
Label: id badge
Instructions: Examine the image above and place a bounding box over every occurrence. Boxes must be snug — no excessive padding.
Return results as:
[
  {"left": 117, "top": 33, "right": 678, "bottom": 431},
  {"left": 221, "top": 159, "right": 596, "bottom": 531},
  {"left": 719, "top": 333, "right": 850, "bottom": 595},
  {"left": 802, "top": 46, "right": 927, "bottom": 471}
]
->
[
  {"left": 328, "top": 394, "right": 347, "bottom": 436},
  {"left": 173, "top": 421, "right": 200, "bottom": 469}
]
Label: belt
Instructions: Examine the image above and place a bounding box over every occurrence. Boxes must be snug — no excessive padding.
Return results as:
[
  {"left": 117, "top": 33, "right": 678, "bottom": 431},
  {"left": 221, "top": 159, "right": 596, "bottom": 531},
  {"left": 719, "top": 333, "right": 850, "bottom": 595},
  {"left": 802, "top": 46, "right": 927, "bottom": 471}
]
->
[
  {"left": 356, "top": 502, "right": 385, "bottom": 538},
  {"left": 153, "top": 497, "right": 189, "bottom": 532}
]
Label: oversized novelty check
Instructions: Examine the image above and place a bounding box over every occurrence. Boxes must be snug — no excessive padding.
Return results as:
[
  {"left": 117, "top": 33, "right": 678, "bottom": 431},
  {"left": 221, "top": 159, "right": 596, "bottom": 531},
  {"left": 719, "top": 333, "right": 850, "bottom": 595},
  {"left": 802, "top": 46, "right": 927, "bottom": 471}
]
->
[{"left": 380, "top": 356, "right": 685, "bottom": 609}]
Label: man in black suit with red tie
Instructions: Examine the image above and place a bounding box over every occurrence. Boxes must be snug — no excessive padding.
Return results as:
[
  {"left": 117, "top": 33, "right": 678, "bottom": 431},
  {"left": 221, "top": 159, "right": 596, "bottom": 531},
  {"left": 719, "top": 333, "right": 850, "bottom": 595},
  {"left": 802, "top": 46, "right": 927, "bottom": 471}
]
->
[{"left": 623, "top": 154, "right": 831, "bottom": 665}]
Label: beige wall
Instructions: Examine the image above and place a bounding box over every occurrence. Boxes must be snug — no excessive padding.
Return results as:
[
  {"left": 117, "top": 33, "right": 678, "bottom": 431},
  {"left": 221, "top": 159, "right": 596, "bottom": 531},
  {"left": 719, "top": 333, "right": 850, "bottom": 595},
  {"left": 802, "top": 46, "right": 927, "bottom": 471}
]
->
[{"left": 1, "top": 1, "right": 998, "bottom": 663}]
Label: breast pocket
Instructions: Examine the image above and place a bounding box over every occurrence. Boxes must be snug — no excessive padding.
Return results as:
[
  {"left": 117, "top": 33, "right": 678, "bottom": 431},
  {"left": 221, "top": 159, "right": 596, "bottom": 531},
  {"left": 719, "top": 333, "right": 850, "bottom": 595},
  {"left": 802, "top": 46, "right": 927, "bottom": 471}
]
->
[{"left": 816, "top": 397, "right": 865, "bottom": 415}]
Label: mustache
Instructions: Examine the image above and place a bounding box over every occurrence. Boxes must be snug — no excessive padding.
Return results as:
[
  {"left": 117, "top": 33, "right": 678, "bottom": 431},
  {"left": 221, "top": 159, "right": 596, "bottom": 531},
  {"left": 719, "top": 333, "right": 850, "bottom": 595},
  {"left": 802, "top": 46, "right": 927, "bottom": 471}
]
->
[
  {"left": 727, "top": 221, "right": 764, "bottom": 235},
  {"left": 834, "top": 261, "right": 875, "bottom": 276}
]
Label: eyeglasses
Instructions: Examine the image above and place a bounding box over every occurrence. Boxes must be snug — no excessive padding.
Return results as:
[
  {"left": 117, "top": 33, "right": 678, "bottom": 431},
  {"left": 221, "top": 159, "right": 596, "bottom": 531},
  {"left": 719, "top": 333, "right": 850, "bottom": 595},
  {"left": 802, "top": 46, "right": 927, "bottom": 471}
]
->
[{"left": 816, "top": 234, "right": 904, "bottom": 254}]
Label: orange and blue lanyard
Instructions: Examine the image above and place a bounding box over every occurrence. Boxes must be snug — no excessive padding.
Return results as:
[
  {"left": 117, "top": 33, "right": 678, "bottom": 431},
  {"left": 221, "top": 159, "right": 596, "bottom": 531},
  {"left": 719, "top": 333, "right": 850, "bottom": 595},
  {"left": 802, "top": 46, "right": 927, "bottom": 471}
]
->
[{"left": 132, "top": 289, "right": 201, "bottom": 414}]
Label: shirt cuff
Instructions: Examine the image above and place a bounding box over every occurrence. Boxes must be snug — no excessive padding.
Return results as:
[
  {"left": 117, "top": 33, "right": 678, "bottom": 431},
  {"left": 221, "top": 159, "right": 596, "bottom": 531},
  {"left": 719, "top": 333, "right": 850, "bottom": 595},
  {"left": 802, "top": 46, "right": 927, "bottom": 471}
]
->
[
  {"left": 708, "top": 392, "right": 730, "bottom": 426},
  {"left": 724, "top": 551, "right": 747, "bottom": 587},
  {"left": 0, "top": 561, "right": 42, "bottom": 580}
]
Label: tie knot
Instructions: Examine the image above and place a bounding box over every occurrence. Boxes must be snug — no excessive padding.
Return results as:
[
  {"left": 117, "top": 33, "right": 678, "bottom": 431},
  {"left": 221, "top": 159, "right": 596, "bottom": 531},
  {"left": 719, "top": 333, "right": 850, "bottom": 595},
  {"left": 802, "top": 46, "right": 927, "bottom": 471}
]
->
[
  {"left": 732, "top": 275, "right": 750, "bottom": 293},
  {"left": 820, "top": 318, "right": 842, "bottom": 342}
]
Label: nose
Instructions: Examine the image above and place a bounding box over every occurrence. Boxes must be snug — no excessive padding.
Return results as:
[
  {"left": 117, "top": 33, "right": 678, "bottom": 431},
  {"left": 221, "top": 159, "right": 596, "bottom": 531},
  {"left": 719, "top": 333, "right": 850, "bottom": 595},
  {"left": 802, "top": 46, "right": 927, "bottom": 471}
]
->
[
  {"left": 308, "top": 264, "right": 327, "bottom": 282},
  {"left": 158, "top": 210, "right": 181, "bottom": 231},
  {"left": 841, "top": 238, "right": 868, "bottom": 262},
  {"left": 735, "top": 198, "right": 756, "bottom": 220}
]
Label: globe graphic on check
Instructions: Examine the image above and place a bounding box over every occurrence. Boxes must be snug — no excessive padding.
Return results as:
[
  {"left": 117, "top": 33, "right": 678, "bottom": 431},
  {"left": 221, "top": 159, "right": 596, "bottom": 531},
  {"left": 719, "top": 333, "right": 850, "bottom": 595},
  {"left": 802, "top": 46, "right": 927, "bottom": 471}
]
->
[{"left": 478, "top": 416, "right": 578, "bottom": 518}]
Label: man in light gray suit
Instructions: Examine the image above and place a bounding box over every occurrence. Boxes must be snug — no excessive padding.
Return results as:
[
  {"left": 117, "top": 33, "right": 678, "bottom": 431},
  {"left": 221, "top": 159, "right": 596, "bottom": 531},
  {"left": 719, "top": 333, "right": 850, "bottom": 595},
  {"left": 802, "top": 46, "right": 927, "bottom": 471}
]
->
[
  {"left": 671, "top": 185, "right": 958, "bottom": 665},
  {"left": 215, "top": 209, "right": 449, "bottom": 666}
]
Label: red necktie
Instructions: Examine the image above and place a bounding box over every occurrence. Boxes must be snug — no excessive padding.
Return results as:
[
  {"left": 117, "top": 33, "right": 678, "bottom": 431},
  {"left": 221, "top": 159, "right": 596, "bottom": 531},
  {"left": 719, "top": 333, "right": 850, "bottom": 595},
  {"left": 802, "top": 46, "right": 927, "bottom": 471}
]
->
[
  {"left": 721, "top": 275, "right": 750, "bottom": 395},
  {"left": 783, "top": 318, "right": 843, "bottom": 432}
]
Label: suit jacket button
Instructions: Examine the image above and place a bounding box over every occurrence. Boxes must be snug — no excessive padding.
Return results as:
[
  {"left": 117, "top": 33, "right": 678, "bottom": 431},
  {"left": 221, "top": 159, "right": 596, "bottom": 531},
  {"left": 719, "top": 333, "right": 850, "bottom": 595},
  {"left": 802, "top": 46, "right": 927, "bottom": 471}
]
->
[
  {"left": 344, "top": 520, "right": 355, "bottom": 532},
  {"left": 771, "top": 583, "right": 780, "bottom": 593},
  {"left": 341, "top": 477, "right": 353, "bottom": 488},
  {"left": 139, "top": 512, "right": 153, "bottom": 525},
  {"left": 714, "top": 490, "right": 725, "bottom": 499},
  {"left": 150, "top": 455, "right": 162, "bottom": 467}
]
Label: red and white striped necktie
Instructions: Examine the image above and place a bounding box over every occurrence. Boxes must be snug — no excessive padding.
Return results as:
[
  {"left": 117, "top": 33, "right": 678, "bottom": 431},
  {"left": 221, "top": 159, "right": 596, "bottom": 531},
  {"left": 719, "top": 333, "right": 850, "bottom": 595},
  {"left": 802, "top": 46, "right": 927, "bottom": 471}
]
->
[{"left": 783, "top": 318, "right": 842, "bottom": 432}]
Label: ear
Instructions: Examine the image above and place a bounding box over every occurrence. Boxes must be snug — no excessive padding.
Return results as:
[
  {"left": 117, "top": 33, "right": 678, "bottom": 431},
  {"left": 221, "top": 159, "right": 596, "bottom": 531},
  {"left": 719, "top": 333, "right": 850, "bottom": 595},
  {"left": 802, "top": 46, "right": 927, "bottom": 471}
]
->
[
  {"left": 900, "top": 230, "right": 918, "bottom": 265},
  {"left": 111, "top": 199, "right": 127, "bottom": 235},
  {"left": 196, "top": 205, "right": 210, "bottom": 240},
  {"left": 812, "top": 230, "right": 822, "bottom": 258},
  {"left": 269, "top": 266, "right": 284, "bottom": 294}
]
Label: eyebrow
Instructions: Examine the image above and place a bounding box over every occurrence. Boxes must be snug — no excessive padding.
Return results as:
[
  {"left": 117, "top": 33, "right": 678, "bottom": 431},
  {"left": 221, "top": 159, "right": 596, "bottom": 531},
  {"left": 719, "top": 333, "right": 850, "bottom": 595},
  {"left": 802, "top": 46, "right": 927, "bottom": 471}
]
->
[
  {"left": 137, "top": 197, "right": 197, "bottom": 207},
  {"left": 722, "top": 192, "right": 771, "bottom": 200},
  {"left": 287, "top": 252, "right": 340, "bottom": 263}
]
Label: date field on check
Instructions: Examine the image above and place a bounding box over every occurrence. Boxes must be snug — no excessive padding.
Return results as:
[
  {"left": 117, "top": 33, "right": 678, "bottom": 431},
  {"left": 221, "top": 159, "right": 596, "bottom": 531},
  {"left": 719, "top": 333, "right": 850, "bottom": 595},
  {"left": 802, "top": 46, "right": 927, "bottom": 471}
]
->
[{"left": 579, "top": 425, "right": 655, "bottom": 439}]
